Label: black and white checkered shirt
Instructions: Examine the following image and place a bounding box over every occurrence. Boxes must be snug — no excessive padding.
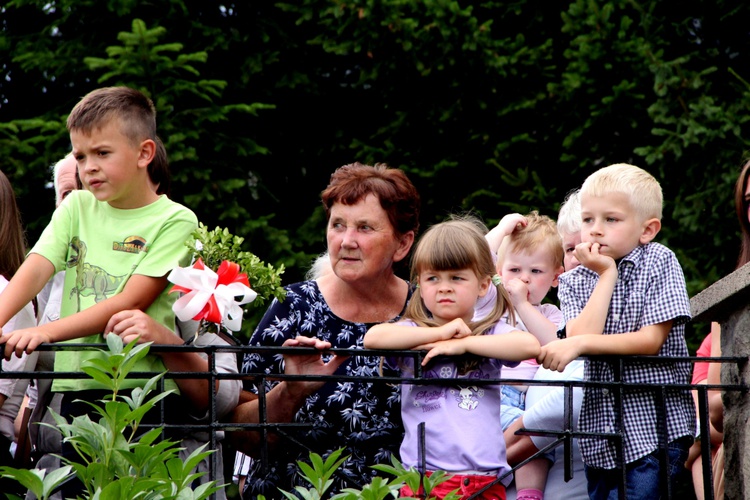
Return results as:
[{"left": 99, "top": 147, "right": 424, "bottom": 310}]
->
[{"left": 558, "top": 242, "right": 696, "bottom": 469}]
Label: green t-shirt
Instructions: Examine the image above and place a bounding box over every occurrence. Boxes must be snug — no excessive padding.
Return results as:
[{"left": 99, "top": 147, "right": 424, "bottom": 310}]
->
[{"left": 31, "top": 190, "right": 198, "bottom": 392}]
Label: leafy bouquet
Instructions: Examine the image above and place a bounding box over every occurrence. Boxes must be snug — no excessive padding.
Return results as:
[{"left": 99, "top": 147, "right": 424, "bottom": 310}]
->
[{"left": 167, "top": 224, "right": 286, "bottom": 343}]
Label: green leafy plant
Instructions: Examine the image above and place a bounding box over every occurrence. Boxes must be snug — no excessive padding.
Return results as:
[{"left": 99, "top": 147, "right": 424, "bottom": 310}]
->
[
  {"left": 257, "top": 449, "right": 460, "bottom": 500},
  {"left": 0, "top": 335, "right": 222, "bottom": 500}
]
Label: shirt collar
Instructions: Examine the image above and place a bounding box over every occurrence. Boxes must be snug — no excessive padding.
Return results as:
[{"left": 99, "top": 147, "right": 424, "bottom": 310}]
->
[{"left": 616, "top": 243, "right": 647, "bottom": 280}]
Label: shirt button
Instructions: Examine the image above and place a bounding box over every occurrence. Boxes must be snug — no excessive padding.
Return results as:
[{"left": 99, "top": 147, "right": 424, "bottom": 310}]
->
[
  {"left": 463, "top": 478, "right": 470, "bottom": 486},
  {"left": 602, "top": 388, "right": 609, "bottom": 396},
  {"left": 604, "top": 425, "right": 611, "bottom": 432},
  {"left": 611, "top": 314, "right": 619, "bottom": 322}
]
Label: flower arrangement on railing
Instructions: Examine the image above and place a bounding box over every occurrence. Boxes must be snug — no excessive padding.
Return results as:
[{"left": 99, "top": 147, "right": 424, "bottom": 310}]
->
[{"left": 167, "top": 224, "right": 286, "bottom": 342}]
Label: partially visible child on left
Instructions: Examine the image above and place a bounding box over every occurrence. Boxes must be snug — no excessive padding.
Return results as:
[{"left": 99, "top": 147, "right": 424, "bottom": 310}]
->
[
  {"left": 365, "top": 216, "right": 540, "bottom": 500},
  {"left": 0, "top": 170, "right": 37, "bottom": 497}
]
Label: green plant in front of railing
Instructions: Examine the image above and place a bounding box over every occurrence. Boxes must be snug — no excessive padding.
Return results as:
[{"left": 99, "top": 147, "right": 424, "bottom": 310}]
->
[
  {"left": 257, "top": 448, "right": 460, "bottom": 500},
  {"left": 0, "top": 334, "right": 222, "bottom": 500},
  {"left": 276, "top": 448, "right": 349, "bottom": 500}
]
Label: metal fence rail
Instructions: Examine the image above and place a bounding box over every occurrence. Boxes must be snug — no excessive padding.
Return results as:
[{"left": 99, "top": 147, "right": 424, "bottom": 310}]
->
[{"left": 1, "top": 343, "right": 744, "bottom": 500}]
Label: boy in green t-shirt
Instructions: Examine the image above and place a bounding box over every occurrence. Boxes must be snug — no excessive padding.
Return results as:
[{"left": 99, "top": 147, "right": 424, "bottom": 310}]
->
[{"left": 0, "top": 86, "right": 198, "bottom": 394}]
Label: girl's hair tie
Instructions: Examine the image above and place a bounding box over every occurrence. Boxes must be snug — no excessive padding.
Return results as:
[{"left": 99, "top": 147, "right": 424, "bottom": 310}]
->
[{"left": 491, "top": 274, "right": 502, "bottom": 286}]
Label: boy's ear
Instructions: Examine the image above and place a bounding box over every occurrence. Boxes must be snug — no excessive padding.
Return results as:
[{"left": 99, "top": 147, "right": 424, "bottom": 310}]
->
[
  {"left": 639, "top": 218, "right": 661, "bottom": 244},
  {"left": 137, "top": 139, "right": 156, "bottom": 168}
]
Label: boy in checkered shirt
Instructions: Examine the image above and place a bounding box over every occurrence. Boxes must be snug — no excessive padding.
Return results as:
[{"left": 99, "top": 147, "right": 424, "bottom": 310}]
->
[{"left": 538, "top": 163, "right": 695, "bottom": 499}]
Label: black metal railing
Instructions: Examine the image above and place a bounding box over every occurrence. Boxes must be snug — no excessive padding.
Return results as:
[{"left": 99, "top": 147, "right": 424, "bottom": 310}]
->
[{"left": 1, "top": 343, "right": 744, "bottom": 500}]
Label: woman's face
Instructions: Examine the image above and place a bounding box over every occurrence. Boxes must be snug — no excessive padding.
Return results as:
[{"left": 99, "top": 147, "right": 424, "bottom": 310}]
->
[{"left": 327, "top": 194, "right": 412, "bottom": 283}]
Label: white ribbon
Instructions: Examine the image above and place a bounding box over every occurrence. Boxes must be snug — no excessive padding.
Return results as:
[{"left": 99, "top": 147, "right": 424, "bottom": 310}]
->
[{"left": 168, "top": 264, "right": 258, "bottom": 331}]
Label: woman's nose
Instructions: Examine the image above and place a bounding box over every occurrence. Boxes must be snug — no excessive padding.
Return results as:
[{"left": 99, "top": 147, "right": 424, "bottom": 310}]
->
[{"left": 341, "top": 228, "right": 358, "bottom": 248}]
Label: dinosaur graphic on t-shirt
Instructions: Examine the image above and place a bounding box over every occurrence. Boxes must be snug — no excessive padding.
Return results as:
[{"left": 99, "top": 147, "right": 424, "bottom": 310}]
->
[{"left": 67, "top": 236, "right": 127, "bottom": 311}]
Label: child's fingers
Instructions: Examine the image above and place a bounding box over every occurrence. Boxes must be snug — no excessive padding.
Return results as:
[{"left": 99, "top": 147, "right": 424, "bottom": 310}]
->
[
  {"left": 3, "top": 339, "right": 14, "bottom": 360},
  {"left": 536, "top": 347, "right": 547, "bottom": 365},
  {"left": 421, "top": 349, "right": 438, "bottom": 366},
  {"left": 12, "top": 335, "right": 29, "bottom": 359},
  {"left": 453, "top": 328, "right": 471, "bottom": 339},
  {"left": 103, "top": 316, "right": 119, "bottom": 335},
  {"left": 105, "top": 309, "right": 140, "bottom": 335},
  {"left": 25, "top": 336, "right": 44, "bottom": 356},
  {"left": 446, "top": 318, "right": 471, "bottom": 338}
]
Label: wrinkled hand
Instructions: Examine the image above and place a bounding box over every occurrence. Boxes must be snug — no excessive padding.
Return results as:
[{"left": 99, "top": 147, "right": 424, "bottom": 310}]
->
[
  {"left": 574, "top": 242, "right": 616, "bottom": 276},
  {"left": 282, "top": 336, "right": 349, "bottom": 400},
  {"left": 504, "top": 278, "right": 530, "bottom": 307},
  {"left": 537, "top": 337, "right": 582, "bottom": 372},
  {"left": 105, "top": 309, "right": 181, "bottom": 345},
  {"left": 0, "top": 328, "right": 51, "bottom": 360}
]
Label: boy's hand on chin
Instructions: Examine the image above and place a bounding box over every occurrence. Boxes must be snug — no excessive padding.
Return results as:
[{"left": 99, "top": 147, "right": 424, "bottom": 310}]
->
[{"left": 575, "top": 242, "right": 616, "bottom": 276}]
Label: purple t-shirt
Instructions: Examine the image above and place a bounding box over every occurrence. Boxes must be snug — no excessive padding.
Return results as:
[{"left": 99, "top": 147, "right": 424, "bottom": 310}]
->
[{"left": 395, "top": 320, "right": 518, "bottom": 483}]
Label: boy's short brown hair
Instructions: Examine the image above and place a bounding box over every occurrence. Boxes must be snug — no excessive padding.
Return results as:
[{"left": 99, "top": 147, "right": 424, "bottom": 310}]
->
[{"left": 67, "top": 86, "right": 169, "bottom": 192}]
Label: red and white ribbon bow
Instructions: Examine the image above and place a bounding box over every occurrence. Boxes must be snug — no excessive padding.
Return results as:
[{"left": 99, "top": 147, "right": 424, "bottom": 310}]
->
[{"left": 168, "top": 258, "right": 257, "bottom": 331}]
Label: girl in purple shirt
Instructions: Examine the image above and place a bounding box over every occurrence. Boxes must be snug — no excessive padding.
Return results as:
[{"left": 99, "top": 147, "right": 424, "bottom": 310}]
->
[{"left": 366, "top": 216, "right": 540, "bottom": 500}]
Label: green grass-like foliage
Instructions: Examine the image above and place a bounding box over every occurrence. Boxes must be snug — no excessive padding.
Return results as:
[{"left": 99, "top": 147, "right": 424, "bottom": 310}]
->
[
  {"left": 0, "top": 335, "right": 222, "bottom": 500},
  {"left": 186, "top": 223, "right": 286, "bottom": 311}
]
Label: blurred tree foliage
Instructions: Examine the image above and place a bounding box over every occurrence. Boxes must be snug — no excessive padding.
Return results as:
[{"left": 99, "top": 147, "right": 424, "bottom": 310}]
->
[{"left": 1, "top": 0, "right": 749, "bottom": 344}]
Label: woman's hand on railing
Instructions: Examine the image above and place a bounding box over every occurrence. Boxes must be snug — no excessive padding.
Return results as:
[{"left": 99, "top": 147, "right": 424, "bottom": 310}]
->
[{"left": 282, "top": 336, "right": 349, "bottom": 400}]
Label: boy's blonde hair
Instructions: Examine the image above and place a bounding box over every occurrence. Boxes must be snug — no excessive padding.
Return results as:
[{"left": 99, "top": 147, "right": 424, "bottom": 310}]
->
[
  {"left": 406, "top": 216, "right": 515, "bottom": 373},
  {"left": 498, "top": 211, "right": 564, "bottom": 268},
  {"left": 557, "top": 189, "right": 581, "bottom": 236},
  {"left": 580, "top": 163, "right": 663, "bottom": 221}
]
